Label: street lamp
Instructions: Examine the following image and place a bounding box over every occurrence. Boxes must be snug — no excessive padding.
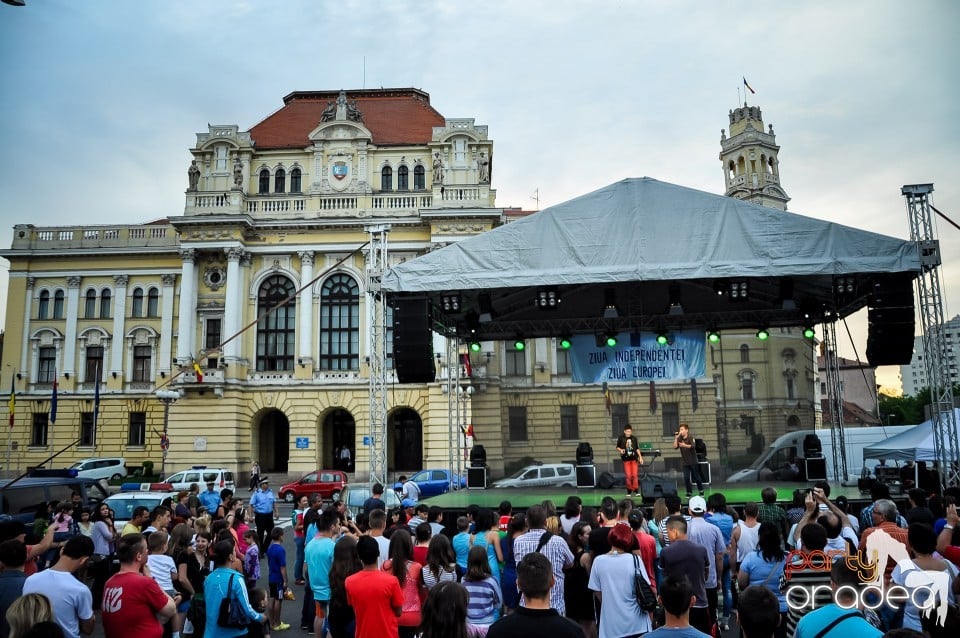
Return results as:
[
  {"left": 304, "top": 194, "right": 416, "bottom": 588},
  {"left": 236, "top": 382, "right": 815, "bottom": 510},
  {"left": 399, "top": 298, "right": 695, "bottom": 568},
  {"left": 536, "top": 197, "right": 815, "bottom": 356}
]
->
[{"left": 155, "top": 389, "right": 180, "bottom": 480}]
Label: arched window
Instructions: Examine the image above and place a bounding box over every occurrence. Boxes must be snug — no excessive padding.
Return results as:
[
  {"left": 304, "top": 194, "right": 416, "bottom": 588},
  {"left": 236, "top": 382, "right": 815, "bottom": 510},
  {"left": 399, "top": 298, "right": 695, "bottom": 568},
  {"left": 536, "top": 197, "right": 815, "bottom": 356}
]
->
[
  {"left": 290, "top": 168, "right": 301, "bottom": 193},
  {"left": 320, "top": 274, "right": 359, "bottom": 371},
  {"left": 739, "top": 344, "right": 750, "bottom": 363},
  {"left": 132, "top": 288, "right": 144, "bottom": 317},
  {"left": 275, "top": 168, "right": 286, "bottom": 193},
  {"left": 100, "top": 289, "right": 111, "bottom": 319},
  {"left": 741, "top": 373, "right": 755, "bottom": 401},
  {"left": 397, "top": 165, "right": 409, "bottom": 191},
  {"left": 147, "top": 287, "right": 159, "bottom": 317},
  {"left": 53, "top": 290, "right": 64, "bottom": 319},
  {"left": 258, "top": 169, "right": 270, "bottom": 194},
  {"left": 414, "top": 165, "right": 425, "bottom": 190},
  {"left": 381, "top": 166, "right": 392, "bottom": 191},
  {"left": 38, "top": 290, "right": 50, "bottom": 320},
  {"left": 84, "top": 289, "right": 97, "bottom": 318},
  {"left": 256, "top": 275, "right": 296, "bottom": 371}
]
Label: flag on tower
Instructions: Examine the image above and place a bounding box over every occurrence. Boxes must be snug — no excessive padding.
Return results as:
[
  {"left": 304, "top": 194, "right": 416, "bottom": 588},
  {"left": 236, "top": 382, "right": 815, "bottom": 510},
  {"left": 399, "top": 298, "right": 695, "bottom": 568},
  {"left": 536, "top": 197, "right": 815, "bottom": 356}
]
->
[
  {"left": 193, "top": 362, "right": 204, "bottom": 383},
  {"left": 743, "top": 77, "right": 756, "bottom": 94},
  {"left": 50, "top": 372, "right": 58, "bottom": 424},
  {"left": 7, "top": 378, "right": 14, "bottom": 429}
]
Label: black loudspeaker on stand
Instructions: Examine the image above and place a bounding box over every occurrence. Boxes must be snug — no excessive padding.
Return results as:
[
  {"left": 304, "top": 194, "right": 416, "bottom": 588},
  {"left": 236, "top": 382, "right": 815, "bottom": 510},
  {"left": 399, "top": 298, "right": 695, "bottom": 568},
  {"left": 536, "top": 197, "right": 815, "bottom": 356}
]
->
[
  {"left": 576, "top": 465, "right": 596, "bottom": 488},
  {"left": 467, "top": 467, "right": 487, "bottom": 489},
  {"left": 698, "top": 461, "right": 712, "bottom": 486},
  {"left": 393, "top": 298, "right": 436, "bottom": 383},
  {"left": 804, "top": 457, "right": 827, "bottom": 482}
]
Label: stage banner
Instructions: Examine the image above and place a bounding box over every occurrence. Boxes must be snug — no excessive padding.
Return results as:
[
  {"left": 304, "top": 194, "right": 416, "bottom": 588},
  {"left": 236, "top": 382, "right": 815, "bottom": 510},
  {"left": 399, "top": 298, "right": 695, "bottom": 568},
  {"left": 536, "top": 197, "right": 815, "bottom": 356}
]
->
[{"left": 569, "top": 330, "right": 706, "bottom": 384}]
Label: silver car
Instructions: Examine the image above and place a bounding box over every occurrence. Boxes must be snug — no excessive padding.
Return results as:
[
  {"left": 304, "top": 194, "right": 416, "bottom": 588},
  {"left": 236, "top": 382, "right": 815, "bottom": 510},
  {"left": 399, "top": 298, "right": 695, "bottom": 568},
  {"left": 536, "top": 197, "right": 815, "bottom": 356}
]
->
[{"left": 492, "top": 463, "right": 577, "bottom": 488}]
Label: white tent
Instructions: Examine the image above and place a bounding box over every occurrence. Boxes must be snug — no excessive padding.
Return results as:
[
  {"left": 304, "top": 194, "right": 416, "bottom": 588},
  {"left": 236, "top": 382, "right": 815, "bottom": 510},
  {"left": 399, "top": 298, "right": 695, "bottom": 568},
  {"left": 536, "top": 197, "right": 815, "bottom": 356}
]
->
[{"left": 862, "top": 408, "right": 960, "bottom": 461}]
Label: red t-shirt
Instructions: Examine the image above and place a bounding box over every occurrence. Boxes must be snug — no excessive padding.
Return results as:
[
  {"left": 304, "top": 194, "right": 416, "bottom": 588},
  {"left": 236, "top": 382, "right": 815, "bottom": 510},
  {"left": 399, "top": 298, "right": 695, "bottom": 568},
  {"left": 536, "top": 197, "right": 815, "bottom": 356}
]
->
[
  {"left": 381, "top": 559, "right": 423, "bottom": 627},
  {"left": 412, "top": 545, "right": 429, "bottom": 567},
  {"left": 498, "top": 515, "right": 511, "bottom": 532},
  {"left": 943, "top": 544, "right": 960, "bottom": 569},
  {"left": 634, "top": 531, "right": 658, "bottom": 590},
  {"left": 101, "top": 571, "right": 170, "bottom": 638},
  {"left": 346, "top": 568, "right": 404, "bottom": 638}
]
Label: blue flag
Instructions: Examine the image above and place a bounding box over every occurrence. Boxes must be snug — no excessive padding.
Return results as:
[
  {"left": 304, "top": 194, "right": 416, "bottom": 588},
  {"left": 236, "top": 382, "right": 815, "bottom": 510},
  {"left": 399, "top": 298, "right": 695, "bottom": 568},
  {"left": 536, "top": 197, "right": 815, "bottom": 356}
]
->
[
  {"left": 50, "top": 372, "right": 58, "bottom": 424},
  {"left": 93, "top": 362, "right": 100, "bottom": 428}
]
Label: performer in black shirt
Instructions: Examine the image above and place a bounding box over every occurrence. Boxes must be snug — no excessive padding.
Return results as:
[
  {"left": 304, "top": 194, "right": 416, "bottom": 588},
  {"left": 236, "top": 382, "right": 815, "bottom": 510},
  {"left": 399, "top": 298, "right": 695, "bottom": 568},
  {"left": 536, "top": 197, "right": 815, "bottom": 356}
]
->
[
  {"left": 616, "top": 425, "right": 643, "bottom": 497},
  {"left": 674, "top": 423, "right": 704, "bottom": 497}
]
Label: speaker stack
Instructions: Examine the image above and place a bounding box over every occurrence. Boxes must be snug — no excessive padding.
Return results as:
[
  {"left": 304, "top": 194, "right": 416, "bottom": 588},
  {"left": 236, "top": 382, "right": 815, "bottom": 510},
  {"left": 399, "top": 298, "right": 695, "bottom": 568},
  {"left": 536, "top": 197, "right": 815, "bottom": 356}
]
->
[
  {"left": 640, "top": 479, "right": 678, "bottom": 501},
  {"left": 865, "top": 274, "right": 916, "bottom": 366},
  {"left": 392, "top": 298, "right": 436, "bottom": 383}
]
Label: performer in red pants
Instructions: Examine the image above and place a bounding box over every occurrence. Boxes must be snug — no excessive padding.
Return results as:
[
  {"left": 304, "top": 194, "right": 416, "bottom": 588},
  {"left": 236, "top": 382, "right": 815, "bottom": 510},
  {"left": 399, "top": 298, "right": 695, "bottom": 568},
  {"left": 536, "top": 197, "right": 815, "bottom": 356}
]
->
[{"left": 616, "top": 425, "right": 644, "bottom": 497}]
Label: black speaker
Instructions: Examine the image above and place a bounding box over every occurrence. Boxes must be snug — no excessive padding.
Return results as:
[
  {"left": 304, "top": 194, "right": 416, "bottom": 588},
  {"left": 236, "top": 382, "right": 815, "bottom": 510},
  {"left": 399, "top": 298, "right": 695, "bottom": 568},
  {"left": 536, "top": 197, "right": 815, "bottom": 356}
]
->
[
  {"left": 393, "top": 298, "right": 436, "bottom": 383},
  {"left": 467, "top": 467, "right": 486, "bottom": 489},
  {"left": 804, "top": 457, "right": 827, "bottom": 481},
  {"left": 697, "top": 461, "right": 712, "bottom": 486},
  {"left": 866, "top": 275, "right": 915, "bottom": 366},
  {"left": 576, "top": 465, "right": 596, "bottom": 488},
  {"left": 597, "top": 471, "right": 616, "bottom": 489},
  {"left": 640, "top": 478, "right": 678, "bottom": 501}
]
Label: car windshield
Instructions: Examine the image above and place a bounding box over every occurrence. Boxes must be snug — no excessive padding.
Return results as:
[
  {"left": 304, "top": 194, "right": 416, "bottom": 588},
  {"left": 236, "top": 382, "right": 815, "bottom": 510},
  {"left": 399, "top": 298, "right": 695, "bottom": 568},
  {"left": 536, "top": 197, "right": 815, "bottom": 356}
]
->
[
  {"left": 106, "top": 496, "right": 163, "bottom": 520},
  {"left": 508, "top": 467, "right": 533, "bottom": 479},
  {"left": 69, "top": 462, "right": 84, "bottom": 469},
  {"left": 411, "top": 471, "right": 430, "bottom": 482}
]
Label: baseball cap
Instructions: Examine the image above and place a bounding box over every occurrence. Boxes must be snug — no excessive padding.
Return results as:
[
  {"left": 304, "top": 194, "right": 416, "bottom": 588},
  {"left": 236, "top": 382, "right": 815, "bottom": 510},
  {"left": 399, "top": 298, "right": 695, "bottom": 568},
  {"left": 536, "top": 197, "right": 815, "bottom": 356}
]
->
[
  {"left": 401, "top": 498, "right": 416, "bottom": 508},
  {"left": 689, "top": 496, "right": 707, "bottom": 514},
  {"left": 259, "top": 477, "right": 269, "bottom": 484}
]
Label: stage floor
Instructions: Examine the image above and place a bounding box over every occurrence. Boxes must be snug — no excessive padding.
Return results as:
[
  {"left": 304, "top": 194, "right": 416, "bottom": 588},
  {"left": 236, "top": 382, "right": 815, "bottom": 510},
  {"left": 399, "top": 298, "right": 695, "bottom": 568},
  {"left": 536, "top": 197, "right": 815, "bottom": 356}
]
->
[{"left": 423, "top": 481, "right": 868, "bottom": 510}]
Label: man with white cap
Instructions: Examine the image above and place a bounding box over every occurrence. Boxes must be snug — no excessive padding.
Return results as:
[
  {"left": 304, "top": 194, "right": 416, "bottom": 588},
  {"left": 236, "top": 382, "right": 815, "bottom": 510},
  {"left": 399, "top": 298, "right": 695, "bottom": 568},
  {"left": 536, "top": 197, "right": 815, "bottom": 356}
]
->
[
  {"left": 686, "top": 495, "right": 725, "bottom": 629},
  {"left": 252, "top": 477, "right": 279, "bottom": 552}
]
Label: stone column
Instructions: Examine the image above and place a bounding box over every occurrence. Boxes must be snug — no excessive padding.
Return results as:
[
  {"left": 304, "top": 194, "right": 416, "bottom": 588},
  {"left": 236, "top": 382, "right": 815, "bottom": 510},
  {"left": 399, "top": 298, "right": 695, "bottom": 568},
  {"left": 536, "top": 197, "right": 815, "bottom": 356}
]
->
[
  {"left": 223, "top": 247, "right": 245, "bottom": 363},
  {"left": 298, "top": 251, "right": 314, "bottom": 363},
  {"left": 159, "top": 274, "right": 176, "bottom": 374},
  {"left": 111, "top": 275, "right": 128, "bottom": 376},
  {"left": 63, "top": 276, "right": 81, "bottom": 376},
  {"left": 176, "top": 249, "right": 197, "bottom": 363},
  {"left": 19, "top": 277, "right": 35, "bottom": 374}
]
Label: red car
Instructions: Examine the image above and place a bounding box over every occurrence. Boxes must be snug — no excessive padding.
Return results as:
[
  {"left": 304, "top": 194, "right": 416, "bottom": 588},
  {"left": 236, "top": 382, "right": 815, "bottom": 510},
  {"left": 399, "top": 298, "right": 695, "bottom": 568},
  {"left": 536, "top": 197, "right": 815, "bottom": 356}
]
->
[{"left": 279, "top": 470, "right": 348, "bottom": 503}]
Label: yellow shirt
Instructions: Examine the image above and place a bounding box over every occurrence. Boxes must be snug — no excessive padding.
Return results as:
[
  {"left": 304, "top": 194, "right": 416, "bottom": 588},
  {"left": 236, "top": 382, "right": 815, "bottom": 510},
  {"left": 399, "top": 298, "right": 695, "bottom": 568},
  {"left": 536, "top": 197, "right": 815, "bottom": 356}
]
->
[{"left": 121, "top": 522, "right": 141, "bottom": 536}]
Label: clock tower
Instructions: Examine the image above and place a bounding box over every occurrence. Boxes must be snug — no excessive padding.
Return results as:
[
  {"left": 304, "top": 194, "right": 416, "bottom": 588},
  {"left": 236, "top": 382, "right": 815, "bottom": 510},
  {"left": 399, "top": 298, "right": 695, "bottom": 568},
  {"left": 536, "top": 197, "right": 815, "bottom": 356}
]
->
[{"left": 719, "top": 103, "right": 790, "bottom": 210}]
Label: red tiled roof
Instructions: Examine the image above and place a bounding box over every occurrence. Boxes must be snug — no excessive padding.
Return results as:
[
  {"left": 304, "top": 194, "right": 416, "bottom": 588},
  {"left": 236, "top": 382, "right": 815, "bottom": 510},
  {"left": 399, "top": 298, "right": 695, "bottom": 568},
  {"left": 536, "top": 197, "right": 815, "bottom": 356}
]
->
[{"left": 248, "top": 89, "right": 445, "bottom": 149}]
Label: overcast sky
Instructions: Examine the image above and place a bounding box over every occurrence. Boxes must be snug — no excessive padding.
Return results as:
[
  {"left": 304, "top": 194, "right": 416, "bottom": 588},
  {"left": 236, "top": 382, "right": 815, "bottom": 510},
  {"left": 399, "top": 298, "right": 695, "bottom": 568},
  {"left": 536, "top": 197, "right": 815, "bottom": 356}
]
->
[{"left": 1, "top": 1, "right": 957, "bottom": 394}]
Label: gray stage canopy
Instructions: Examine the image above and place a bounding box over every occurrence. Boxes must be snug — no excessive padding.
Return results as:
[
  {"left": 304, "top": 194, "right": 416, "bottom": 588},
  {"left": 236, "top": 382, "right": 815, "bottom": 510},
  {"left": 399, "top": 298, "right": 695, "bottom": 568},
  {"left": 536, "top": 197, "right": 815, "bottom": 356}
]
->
[{"left": 382, "top": 177, "right": 921, "bottom": 340}]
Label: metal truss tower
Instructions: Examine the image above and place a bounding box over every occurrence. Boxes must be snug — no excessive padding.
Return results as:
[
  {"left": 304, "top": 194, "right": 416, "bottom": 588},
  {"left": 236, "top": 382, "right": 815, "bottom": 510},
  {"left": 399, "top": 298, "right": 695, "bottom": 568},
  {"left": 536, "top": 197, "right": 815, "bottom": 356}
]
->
[
  {"left": 366, "top": 224, "right": 390, "bottom": 487},
  {"left": 822, "top": 320, "right": 848, "bottom": 481},
  {"left": 903, "top": 184, "right": 959, "bottom": 483}
]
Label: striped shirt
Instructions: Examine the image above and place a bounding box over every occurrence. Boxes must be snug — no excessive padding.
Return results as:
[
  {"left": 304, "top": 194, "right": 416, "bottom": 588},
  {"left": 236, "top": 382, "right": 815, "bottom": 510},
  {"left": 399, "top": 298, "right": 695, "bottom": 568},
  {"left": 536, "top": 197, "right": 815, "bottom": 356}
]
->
[
  {"left": 421, "top": 564, "right": 458, "bottom": 589},
  {"left": 463, "top": 576, "right": 502, "bottom": 625},
  {"left": 783, "top": 554, "right": 833, "bottom": 636},
  {"left": 514, "top": 529, "right": 574, "bottom": 615}
]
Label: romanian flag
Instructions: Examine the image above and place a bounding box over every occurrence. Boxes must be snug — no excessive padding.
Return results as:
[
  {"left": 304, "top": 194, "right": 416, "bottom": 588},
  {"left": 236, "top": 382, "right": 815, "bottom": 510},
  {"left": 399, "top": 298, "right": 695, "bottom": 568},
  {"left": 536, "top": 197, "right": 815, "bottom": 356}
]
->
[
  {"left": 193, "top": 362, "right": 204, "bottom": 383},
  {"left": 7, "top": 377, "right": 14, "bottom": 429},
  {"left": 602, "top": 381, "right": 612, "bottom": 416},
  {"left": 50, "top": 373, "right": 58, "bottom": 424},
  {"left": 461, "top": 353, "right": 472, "bottom": 378},
  {"left": 743, "top": 77, "right": 756, "bottom": 94}
]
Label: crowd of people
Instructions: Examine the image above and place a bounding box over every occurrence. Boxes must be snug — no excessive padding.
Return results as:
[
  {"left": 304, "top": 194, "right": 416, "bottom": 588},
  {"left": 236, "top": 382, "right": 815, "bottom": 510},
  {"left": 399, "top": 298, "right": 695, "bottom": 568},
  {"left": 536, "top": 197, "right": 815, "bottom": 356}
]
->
[{"left": 2, "top": 472, "right": 960, "bottom": 638}]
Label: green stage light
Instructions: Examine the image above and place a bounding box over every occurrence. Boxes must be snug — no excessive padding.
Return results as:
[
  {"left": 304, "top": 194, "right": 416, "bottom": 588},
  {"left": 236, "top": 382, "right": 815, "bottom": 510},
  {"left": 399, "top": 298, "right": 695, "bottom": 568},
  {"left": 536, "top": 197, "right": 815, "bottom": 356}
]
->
[
  {"left": 469, "top": 340, "right": 482, "bottom": 352},
  {"left": 803, "top": 326, "right": 816, "bottom": 339},
  {"left": 707, "top": 330, "right": 720, "bottom": 344},
  {"left": 605, "top": 334, "right": 618, "bottom": 347},
  {"left": 513, "top": 339, "right": 525, "bottom": 351},
  {"left": 559, "top": 337, "right": 572, "bottom": 350},
  {"left": 656, "top": 332, "right": 669, "bottom": 346},
  {"left": 756, "top": 328, "right": 770, "bottom": 341}
]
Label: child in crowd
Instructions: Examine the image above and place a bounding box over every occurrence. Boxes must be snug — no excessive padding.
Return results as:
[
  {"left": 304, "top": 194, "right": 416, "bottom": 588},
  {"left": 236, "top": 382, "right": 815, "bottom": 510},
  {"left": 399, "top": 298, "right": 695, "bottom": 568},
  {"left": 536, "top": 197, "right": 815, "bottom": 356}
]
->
[
  {"left": 76, "top": 508, "right": 94, "bottom": 537},
  {"left": 45, "top": 502, "right": 77, "bottom": 566},
  {"left": 146, "top": 531, "right": 182, "bottom": 638},
  {"left": 247, "top": 587, "right": 273, "bottom": 638},
  {"left": 266, "top": 527, "right": 290, "bottom": 632},
  {"left": 452, "top": 516, "right": 471, "bottom": 571},
  {"left": 244, "top": 528, "right": 261, "bottom": 591}
]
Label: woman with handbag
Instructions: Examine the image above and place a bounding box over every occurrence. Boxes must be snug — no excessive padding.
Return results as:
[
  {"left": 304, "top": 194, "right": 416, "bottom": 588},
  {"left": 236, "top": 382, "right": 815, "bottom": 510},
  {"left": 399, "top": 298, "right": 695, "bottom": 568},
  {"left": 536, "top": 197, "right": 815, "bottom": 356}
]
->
[
  {"left": 90, "top": 502, "right": 117, "bottom": 611},
  {"left": 736, "top": 522, "right": 787, "bottom": 638},
  {"left": 587, "top": 523, "right": 654, "bottom": 638},
  {"left": 204, "top": 539, "right": 266, "bottom": 638}
]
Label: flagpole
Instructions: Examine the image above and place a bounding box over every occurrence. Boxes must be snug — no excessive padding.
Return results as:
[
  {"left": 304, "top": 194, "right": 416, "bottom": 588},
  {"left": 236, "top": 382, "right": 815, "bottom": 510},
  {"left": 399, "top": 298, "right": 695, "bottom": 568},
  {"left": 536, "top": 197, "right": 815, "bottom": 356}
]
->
[{"left": 6, "top": 374, "right": 13, "bottom": 480}]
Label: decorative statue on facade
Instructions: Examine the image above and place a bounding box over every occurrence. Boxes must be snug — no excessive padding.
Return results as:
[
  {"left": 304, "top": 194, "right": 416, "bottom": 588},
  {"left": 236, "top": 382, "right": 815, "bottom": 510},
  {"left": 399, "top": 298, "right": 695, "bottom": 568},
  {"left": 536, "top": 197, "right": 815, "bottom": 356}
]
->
[
  {"left": 432, "top": 152, "right": 444, "bottom": 185},
  {"left": 477, "top": 151, "right": 490, "bottom": 184},
  {"left": 346, "top": 99, "right": 363, "bottom": 122},
  {"left": 233, "top": 158, "right": 243, "bottom": 189},
  {"left": 320, "top": 100, "right": 337, "bottom": 122},
  {"left": 187, "top": 160, "right": 201, "bottom": 190}
]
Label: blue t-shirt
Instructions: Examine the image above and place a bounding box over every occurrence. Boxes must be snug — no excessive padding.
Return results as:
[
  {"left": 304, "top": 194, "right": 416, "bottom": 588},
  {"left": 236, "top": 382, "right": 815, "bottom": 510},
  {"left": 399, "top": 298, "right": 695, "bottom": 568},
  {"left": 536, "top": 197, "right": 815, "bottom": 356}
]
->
[
  {"left": 795, "top": 604, "right": 881, "bottom": 638},
  {"left": 646, "top": 627, "right": 712, "bottom": 638},
  {"left": 304, "top": 536, "right": 336, "bottom": 601},
  {"left": 739, "top": 550, "right": 787, "bottom": 612},
  {"left": 267, "top": 542, "right": 286, "bottom": 585}
]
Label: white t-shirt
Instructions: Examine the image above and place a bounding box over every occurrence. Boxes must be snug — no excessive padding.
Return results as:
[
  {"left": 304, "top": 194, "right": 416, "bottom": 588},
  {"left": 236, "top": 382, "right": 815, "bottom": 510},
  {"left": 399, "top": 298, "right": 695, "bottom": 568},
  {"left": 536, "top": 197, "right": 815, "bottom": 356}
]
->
[
  {"left": 147, "top": 553, "right": 177, "bottom": 591},
  {"left": 373, "top": 535, "right": 391, "bottom": 569},
  {"left": 587, "top": 552, "right": 653, "bottom": 638},
  {"left": 736, "top": 520, "right": 760, "bottom": 562},
  {"left": 22, "top": 568, "right": 94, "bottom": 638}
]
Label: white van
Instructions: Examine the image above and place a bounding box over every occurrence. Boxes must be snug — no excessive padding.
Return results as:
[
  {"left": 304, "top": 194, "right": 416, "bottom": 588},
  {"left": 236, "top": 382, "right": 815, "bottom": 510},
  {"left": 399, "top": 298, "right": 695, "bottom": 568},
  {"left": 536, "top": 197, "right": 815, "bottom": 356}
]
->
[
  {"left": 69, "top": 457, "right": 127, "bottom": 482},
  {"left": 727, "top": 426, "right": 914, "bottom": 485}
]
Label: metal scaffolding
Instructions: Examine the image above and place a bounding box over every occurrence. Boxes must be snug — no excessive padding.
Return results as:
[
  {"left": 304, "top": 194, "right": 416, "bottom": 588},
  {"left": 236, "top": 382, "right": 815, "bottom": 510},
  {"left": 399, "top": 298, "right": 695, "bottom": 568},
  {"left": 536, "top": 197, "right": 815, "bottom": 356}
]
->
[
  {"left": 822, "top": 320, "right": 848, "bottom": 482},
  {"left": 903, "top": 184, "right": 959, "bottom": 485},
  {"left": 366, "top": 224, "right": 390, "bottom": 487}
]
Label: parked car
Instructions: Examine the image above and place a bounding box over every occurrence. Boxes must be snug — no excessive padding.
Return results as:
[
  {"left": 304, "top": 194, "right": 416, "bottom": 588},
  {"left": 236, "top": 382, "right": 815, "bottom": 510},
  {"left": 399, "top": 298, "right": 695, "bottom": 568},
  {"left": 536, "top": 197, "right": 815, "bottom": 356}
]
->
[
  {"left": 492, "top": 463, "right": 577, "bottom": 489},
  {"left": 337, "top": 485, "right": 402, "bottom": 520},
  {"left": 69, "top": 457, "right": 127, "bottom": 482},
  {"left": 279, "top": 470, "right": 348, "bottom": 503},
  {"left": 102, "top": 491, "right": 173, "bottom": 534},
  {"left": 392, "top": 469, "right": 466, "bottom": 499},
  {"left": 164, "top": 466, "right": 236, "bottom": 491},
  {"left": 0, "top": 472, "right": 109, "bottom": 525}
]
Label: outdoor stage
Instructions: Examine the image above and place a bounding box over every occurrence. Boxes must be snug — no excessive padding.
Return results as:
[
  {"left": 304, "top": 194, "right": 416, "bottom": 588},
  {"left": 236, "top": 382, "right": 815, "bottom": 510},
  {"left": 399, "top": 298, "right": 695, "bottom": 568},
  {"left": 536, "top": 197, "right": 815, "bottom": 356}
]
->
[{"left": 422, "top": 480, "right": 869, "bottom": 512}]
